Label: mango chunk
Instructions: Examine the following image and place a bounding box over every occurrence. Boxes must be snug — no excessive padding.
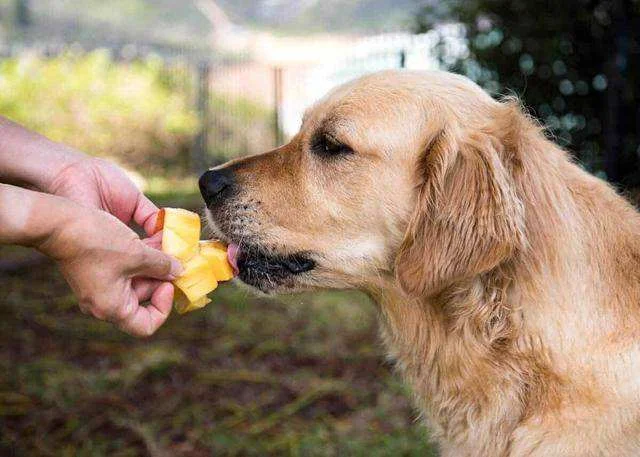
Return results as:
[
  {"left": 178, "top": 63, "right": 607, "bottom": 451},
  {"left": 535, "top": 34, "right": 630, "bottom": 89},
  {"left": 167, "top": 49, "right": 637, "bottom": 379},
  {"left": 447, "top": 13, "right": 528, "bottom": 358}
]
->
[
  {"left": 174, "top": 290, "right": 211, "bottom": 314},
  {"left": 199, "top": 241, "right": 234, "bottom": 281},
  {"left": 156, "top": 208, "right": 235, "bottom": 314},
  {"left": 157, "top": 208, "right": 200, "bottom": 262},
  {"left": 173, "top": 254, "right": 218, "bottom": 302}
]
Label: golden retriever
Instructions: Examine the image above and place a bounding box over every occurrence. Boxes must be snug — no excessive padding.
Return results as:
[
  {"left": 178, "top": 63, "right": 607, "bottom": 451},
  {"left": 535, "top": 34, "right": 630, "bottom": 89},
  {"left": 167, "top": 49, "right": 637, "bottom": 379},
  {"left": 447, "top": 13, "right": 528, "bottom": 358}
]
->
[{"left": 199, "top": 70, "right": 640, "bottom": 457}]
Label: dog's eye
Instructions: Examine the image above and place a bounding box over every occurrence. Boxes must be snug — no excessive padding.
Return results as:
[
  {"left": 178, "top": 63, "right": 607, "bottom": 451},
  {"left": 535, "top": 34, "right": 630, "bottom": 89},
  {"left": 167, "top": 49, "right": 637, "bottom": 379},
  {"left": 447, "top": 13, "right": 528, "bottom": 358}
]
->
[{"left": 312, "top": 133, "right": 353, "bottom": 157}]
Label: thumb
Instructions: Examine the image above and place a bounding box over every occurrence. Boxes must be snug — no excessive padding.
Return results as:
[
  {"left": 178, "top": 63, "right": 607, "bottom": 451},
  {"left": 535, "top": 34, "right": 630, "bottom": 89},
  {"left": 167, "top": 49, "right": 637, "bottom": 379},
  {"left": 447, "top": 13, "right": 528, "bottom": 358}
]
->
[
  {"left": 129, "top": 243, "right": 183, "bottom": 280},
  {"left": 133, "top": 194, "right": 161, "bottom": 236}
]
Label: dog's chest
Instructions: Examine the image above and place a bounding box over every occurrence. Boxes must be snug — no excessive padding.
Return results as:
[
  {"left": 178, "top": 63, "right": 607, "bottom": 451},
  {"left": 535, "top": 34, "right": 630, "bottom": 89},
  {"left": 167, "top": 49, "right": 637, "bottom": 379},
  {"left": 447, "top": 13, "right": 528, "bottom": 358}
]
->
[{"left": 377, "top": 291, "right": 536, "bottom": 456}]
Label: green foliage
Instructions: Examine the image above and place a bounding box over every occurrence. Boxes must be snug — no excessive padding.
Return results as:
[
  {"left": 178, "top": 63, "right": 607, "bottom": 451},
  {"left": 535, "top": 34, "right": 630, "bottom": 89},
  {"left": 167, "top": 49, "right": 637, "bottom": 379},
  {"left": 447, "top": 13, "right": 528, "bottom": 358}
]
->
[
  {"left": 0, "top": 50, "right": 200, "bottom": 175},
  {"left": 0, "top": 51, "right": 276, "bottom": 175},
  {"left": 415, "top": 0, "right": 640, "bottom": 187}
]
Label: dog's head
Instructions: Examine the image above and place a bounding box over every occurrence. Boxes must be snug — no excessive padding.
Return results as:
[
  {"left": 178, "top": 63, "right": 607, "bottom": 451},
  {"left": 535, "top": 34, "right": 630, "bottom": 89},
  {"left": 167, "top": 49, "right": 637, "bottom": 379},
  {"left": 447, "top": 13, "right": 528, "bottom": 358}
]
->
[{"left": 201, "top": 70, "right": 528, "bottom": 295}]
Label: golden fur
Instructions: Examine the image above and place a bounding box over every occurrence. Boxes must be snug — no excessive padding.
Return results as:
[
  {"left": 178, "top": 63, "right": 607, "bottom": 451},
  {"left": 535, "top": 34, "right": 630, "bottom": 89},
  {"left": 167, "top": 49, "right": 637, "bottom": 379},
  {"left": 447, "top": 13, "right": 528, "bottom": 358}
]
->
[{"left": 206, "top": 70, "right": 640, "bottom": 456}]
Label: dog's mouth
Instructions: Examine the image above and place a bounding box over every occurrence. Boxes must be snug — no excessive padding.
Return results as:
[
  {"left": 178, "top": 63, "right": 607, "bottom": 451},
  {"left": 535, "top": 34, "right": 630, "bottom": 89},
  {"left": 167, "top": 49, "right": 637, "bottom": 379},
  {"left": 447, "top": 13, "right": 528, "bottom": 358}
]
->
[
  {"left": 204, "top": 205, "right": 316, "bottom": 292},
  {"left": 226, "top": 242, "right": 316, "bottom": 293}
]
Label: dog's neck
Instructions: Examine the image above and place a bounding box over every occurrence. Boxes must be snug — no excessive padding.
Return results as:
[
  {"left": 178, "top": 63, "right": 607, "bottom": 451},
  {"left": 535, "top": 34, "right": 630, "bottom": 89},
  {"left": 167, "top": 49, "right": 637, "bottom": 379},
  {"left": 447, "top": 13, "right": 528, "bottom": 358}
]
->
[
  {"left": 366, "top": 147, "right": 640, "bottom": 455},
  {"left": 369, "top": 270, "right": 547, "bottom": 456}
]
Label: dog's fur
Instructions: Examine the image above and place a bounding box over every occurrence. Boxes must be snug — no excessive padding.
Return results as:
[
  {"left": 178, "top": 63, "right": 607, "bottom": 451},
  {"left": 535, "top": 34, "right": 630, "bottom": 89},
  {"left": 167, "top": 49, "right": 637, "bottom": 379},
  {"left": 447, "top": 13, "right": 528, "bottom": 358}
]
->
[{"left": 204, "top": 70, "right": 640, "bottom": 456}]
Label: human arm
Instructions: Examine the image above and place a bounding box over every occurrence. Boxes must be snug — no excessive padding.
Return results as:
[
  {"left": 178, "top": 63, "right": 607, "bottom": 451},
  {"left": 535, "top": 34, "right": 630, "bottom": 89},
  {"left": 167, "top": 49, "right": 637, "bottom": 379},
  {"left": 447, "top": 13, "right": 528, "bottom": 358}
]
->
[{"left": 0, "top": 115, "right": 159, "bottom": 234}]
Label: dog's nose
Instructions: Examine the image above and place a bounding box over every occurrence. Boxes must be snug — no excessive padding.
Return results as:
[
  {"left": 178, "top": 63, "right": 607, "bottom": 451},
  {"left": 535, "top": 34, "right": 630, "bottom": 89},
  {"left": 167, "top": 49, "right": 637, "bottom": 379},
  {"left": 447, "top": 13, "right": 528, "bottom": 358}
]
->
[{"left": 199, "top": 169, "right": 234, "bottom": 206}]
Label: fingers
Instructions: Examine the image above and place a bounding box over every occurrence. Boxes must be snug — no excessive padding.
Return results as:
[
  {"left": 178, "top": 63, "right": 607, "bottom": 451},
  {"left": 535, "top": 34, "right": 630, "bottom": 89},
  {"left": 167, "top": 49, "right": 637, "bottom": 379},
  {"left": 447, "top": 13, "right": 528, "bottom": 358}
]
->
[
  {"left": 141, "top": 231, "right": 163, "bottom": 250},
  {"left": 79, "top": 280, "right": 174, "bottom": 337},
  {"left": 133, "top": 278, "right": 162, "bottom": 302},
  {"left": 132, "top": 194, "right": 160, "bottom": 236},
  {"left": 128, "top": 243, "right": 182, "bottom": 280},
  {"left": 116, "top": 282, "right": 174, "bottom": 337}
]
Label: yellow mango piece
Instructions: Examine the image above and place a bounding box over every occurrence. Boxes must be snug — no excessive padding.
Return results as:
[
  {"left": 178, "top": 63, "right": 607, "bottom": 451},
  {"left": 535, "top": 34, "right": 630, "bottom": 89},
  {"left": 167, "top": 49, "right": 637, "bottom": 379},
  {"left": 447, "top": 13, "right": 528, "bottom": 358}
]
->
[
  {"left": 173, "top": 254, "right": 218, "bottom": 302},
  {"left": 158, "top": 208, "right": 200, "bottom": 262},
  {"left": 155, "top": 207, "right": 235, "bottom": 314},
  {"left": 161, "top": 229, "right": 192, "bottom": 261},
  {"left": 174, "top": 290, "right": 211, "bottom": 315},
  {"left": 199, "top": 241, "right": 234, "bottom": 281}
]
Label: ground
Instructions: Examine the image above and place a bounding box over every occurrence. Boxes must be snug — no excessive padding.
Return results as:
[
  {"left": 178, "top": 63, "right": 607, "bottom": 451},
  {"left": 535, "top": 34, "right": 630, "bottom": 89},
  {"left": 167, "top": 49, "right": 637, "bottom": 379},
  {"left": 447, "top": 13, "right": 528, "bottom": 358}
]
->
[{"left": 0, "top": 192, "right": 437, "bottom": 457}]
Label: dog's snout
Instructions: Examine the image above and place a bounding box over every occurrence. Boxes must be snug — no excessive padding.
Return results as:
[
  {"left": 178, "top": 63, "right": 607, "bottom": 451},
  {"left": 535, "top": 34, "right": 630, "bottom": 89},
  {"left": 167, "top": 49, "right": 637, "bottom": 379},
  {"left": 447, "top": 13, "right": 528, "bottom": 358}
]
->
[{"left": 199, "top": 169, "right": 235, "bottom": 206}]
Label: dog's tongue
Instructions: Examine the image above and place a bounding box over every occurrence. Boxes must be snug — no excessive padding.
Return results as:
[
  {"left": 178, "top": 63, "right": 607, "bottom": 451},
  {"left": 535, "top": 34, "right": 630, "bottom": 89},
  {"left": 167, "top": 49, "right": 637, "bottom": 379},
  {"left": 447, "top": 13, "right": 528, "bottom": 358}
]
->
[{"left": 227, "top": 243, "right": 240, "bottom": 275}]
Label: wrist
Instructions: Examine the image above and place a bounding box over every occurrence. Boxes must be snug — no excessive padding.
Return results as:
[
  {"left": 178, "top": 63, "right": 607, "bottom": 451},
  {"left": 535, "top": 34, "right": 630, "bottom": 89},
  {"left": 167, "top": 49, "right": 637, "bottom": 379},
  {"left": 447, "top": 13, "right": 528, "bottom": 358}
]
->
[
  {"left": 32, "top": 142, "right": 88, "bottom": 193},
  {"left": 31, "top": 196, "right": 91, "bottom": 260},
  {"left": 0, "top": 184, "right": 80, "bottom": 254}
]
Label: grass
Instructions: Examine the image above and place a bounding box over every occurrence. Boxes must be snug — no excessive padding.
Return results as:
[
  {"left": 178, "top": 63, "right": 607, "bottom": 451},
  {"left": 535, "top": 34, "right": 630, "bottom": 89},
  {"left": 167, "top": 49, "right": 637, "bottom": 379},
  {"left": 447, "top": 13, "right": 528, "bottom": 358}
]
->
[{"left": 0, "top": 198, "right": 438, "bottom": 456}]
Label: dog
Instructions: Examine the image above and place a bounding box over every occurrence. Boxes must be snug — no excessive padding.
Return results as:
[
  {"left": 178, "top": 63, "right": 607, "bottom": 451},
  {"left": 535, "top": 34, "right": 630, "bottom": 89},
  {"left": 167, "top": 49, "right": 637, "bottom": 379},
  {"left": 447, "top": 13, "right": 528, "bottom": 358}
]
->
[{"left": 199, "top": 70, "right": 640, "bottom": 456}]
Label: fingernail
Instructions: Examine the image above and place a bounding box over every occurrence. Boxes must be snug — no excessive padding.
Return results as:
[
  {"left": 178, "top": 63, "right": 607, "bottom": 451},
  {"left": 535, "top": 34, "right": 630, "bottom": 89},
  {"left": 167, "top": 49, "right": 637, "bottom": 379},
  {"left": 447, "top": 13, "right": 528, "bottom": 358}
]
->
[{"left": 169, "top": 259, "right": 184, "bottom": 279}]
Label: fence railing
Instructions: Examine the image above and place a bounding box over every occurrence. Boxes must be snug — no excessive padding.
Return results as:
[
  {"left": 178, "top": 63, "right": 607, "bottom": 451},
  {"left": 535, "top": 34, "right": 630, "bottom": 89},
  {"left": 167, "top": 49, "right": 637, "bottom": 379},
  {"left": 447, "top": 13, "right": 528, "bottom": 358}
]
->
[
  {"left": 0, "top": 32, "right": 438, "bottom": 174},
  {"left": 0, "top": 44, "right": 283, "bottom": 175}
]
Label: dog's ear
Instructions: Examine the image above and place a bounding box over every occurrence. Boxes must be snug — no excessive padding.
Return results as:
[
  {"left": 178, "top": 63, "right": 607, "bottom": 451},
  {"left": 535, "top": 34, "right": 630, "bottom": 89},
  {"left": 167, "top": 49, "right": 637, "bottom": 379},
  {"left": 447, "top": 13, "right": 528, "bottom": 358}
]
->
[{"left": 395, "top": 118, "right": 526, "bottom": 297}]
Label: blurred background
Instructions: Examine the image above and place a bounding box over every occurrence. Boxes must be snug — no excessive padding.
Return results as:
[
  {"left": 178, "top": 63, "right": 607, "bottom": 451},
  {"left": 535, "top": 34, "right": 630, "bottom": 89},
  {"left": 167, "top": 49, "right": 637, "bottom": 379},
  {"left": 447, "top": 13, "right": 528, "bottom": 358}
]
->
[{"left": 1, "top": 1, "right": 638, "bottom": 455}]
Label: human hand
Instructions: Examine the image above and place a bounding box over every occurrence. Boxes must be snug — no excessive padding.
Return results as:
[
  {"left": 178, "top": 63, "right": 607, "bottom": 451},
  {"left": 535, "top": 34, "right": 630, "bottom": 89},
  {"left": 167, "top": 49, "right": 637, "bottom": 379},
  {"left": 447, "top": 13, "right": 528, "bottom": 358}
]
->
[
  {"left": 0, "top": 119, "right": 181, "bottom": 336},
  {"left": 0, "top": 117, "right": 157, "bottom": 233},
  {"left": 38, "top": 201, "right": 182, "bottom": 337},
  {"left": 46, "top": 156, "right": 159, "bottom": 234},
  {"left": 44, "top": 155, "right": 179, "bottom": 334}
]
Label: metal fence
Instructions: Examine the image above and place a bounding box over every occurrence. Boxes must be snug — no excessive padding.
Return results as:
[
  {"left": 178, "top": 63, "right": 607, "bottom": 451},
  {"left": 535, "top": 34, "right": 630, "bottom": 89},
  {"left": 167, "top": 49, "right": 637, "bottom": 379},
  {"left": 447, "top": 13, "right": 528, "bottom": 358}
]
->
[
  {"left": 0, "top": 32, "right": 439, "bottom": 174},
  {"left": 277, "top": 32, "right": 439, "bottom": 139},
  {"left": 0, "top": 2, "right": 446, "bottom": 174},
  {"left": 188, "top": 58, "right": 282, "bottom": 173},
  {"left": 0, "top": 43, "right": 282, "bottom": 175},
  {"left": 192, "top": 32, "right": 436, "bottom": 169}
]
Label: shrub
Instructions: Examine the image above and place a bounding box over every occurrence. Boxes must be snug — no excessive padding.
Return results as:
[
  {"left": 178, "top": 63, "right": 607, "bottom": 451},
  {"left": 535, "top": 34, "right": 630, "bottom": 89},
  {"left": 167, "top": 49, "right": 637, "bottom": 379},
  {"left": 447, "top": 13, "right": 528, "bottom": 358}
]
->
[{"left": 0, "top": 50, "right": 199, "bottom": 175}]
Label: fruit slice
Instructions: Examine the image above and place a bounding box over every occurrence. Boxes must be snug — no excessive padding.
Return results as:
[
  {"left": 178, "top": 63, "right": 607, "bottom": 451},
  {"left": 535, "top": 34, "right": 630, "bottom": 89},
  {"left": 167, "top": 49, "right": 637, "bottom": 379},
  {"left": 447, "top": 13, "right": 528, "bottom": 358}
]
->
[
  {"left": 174, "top": 290, "right": 211, "bottom": 314},
  {"left": 199, "top": 241, "right": 234, "bottom": 281},
  {"left": 173, "top": 254, "right": 219, "bottom": 303},
  {"left": 155, "top": 207, "right": 235, "bottom": 314},
  {"left": 157, "top": 208, "right": 200, "bottom": 262}
]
